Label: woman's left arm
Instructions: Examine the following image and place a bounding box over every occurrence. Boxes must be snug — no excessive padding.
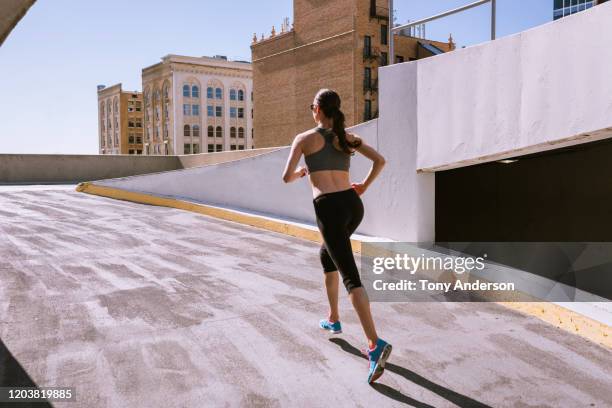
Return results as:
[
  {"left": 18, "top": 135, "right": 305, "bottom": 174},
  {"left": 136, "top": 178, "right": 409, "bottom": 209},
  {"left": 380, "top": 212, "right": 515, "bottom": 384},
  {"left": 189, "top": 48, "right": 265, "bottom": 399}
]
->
[
  {"left": 347, "top": 133, "right": 386, "bottom": 195},
  {"left": 282, "top": 135, "right": 308, "bottom": 183}
]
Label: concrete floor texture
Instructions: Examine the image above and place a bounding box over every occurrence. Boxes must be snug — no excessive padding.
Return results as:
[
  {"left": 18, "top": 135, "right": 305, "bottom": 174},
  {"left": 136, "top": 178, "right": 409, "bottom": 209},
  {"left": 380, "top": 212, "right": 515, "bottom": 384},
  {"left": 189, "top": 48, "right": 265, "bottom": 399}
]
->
[{"left": 0, "top": 185, "right": 610, "bottom": 408}]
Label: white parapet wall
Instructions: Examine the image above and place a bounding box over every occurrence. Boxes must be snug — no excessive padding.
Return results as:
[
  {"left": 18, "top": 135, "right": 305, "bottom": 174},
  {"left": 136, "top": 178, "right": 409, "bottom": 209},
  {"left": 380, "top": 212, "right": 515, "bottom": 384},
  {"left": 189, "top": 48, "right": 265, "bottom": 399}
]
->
[
  {"left": 91, "top": 119, "right": 414, "bottom": 239},
  {"left": 414, "top": 1, "right": 612, "bottom": 172}
]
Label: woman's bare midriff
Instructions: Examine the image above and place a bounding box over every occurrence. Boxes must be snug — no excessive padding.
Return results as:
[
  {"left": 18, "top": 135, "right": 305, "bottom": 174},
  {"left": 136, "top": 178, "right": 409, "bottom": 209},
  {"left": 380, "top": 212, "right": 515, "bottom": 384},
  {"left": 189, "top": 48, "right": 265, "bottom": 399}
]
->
[{"left": 308, "top": 170, "right": 352, "bottom": 199}]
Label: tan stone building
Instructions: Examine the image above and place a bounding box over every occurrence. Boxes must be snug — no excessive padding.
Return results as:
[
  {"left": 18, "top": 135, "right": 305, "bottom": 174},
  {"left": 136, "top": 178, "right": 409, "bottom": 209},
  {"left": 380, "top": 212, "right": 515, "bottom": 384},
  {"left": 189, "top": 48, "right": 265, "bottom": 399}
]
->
[
  {"left": 142, "top": 55, "right": 253, "bottom": 155},
  {"left": 251, "top": 0, "right": 455, "bottom": 147},
  {"left": 97, "top": 84, "right": 144, "bottom": 155}
]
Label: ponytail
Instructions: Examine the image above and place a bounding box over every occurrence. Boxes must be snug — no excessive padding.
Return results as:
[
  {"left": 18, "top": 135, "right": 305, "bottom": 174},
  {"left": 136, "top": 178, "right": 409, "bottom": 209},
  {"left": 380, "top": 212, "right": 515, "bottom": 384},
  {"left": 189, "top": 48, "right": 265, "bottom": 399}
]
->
[
  {"left": 315, "top": 88, "right": 361, "bottom": 154},
  {"left": 332, "top": 108, "right": 362, "bottom": 154}
]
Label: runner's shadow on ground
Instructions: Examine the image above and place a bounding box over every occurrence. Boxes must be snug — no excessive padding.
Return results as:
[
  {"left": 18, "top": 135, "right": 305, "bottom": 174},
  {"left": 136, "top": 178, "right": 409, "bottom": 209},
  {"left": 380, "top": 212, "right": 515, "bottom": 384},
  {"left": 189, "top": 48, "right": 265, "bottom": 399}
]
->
[
  {"left": 0, "top": 338, "right": 53, "bottom": 407},
  {"left": 329, "top": 338, "right": 492, "bottom": 408}
]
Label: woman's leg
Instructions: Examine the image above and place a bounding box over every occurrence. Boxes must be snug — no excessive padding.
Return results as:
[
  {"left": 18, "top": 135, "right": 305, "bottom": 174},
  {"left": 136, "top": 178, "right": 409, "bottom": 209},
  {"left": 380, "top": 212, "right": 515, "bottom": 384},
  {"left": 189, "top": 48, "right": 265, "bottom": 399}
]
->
[
  {"left": 349, "top": 287, "right": 378, "bottom": 349},
  {"left": 324, "top": 270, "right": 340, "bottom": 322},
  {"left": 320, "top": 245, "right": 340, "bottom": 322},
  {"left": 316, "top": 193, "right": 379, "bottom": 347}
]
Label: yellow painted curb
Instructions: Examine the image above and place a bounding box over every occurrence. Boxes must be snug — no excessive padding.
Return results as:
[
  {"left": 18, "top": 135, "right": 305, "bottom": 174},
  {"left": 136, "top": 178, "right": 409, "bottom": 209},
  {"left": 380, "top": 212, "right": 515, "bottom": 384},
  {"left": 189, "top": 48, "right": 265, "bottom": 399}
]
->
[
  {"left": 76, "top": 182, "right": 609, "bottom": 348},
  {"left": 75, "top": 182, "right": 361, "bottom": 252},
  {"left": 499, "top": 302, "right": 610, "bottom": 348}
]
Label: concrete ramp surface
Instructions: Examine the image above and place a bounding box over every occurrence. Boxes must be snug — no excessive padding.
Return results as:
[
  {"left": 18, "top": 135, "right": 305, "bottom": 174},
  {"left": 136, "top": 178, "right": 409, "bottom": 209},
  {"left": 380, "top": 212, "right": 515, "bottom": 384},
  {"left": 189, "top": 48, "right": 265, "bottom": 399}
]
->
[{"left": 0, "top": 186, "right": 610, "bottom": 407}]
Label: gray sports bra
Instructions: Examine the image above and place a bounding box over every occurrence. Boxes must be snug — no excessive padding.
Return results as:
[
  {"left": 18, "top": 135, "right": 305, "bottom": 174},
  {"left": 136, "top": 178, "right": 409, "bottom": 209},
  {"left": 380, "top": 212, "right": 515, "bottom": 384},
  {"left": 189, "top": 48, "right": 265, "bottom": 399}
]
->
[{"left": 304, "top": 127, "right": 350, "bottom": 173}]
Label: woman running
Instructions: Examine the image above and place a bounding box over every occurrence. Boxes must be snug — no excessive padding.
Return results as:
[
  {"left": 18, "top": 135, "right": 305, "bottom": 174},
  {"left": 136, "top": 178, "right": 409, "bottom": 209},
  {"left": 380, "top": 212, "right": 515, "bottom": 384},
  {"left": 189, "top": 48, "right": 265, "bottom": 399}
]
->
[{"left": 282, "top": 88, "right": 391, "bottom": 383}]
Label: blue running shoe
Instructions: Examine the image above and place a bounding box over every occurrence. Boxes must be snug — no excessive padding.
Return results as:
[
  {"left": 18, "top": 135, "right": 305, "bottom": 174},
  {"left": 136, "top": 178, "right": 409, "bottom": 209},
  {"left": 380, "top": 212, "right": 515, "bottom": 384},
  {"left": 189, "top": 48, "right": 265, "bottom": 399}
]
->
[
  {"left": 367, "top": 338, "right": 392, "bottom": 383},
  {"left": 319, "top": 319, "right": 342, "bottom": 334}
]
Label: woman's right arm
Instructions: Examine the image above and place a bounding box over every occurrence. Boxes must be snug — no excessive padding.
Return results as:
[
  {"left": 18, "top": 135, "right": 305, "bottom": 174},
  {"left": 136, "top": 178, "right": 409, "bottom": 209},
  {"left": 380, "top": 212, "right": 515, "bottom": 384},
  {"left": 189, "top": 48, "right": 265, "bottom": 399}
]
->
[
  {"left": 347, "top": 133, "right": 386, "bottom": 195},
  {"left": 282, "top": 135, "right": 308, "bottom": 183}
]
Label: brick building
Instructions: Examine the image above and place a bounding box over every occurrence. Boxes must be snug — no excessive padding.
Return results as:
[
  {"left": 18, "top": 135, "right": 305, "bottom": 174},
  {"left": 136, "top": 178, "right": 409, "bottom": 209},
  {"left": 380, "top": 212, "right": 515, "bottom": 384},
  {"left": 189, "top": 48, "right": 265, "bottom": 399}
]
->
[
  {"left": 97, "top": 84, "right": 144, "bottom": 155},
  {"left": 251, "top": 0, "right": 455, "bottom": 147}
]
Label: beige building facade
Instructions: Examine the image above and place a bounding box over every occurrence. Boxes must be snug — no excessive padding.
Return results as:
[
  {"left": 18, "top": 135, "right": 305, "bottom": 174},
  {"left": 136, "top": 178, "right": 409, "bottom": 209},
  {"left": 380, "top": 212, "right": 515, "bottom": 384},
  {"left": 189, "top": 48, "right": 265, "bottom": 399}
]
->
[
  {"left": 97, "top": 84, "right": 144, "bottom": 155},
  {"left": 142, "top": 55, "right": 253, "bottom": 155},
  {"left": 251, "top": 0, "right": 455, "bottom": 147}
]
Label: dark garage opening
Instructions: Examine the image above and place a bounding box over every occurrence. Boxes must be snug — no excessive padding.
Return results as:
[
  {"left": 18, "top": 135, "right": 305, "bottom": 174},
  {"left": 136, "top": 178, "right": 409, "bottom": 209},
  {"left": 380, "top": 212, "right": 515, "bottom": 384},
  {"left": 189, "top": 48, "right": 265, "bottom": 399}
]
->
[{"left": 435, "top": 137, "right": 612, "bottom": 300}]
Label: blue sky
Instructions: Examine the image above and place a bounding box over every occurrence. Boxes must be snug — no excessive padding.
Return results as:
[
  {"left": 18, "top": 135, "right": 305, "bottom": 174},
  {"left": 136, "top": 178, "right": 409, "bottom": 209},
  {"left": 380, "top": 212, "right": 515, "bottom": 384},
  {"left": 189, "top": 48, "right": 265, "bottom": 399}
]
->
[{"left": 0, "top": 0, "right": 552, "bottom": 154}]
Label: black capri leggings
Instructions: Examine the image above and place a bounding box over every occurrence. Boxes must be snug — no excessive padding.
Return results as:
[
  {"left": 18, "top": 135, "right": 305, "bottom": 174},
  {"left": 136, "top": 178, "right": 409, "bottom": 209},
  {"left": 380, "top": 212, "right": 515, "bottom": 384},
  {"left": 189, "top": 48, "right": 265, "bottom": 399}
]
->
[{"left": 313, "top": 188, "right": 364, "bottom": 293}]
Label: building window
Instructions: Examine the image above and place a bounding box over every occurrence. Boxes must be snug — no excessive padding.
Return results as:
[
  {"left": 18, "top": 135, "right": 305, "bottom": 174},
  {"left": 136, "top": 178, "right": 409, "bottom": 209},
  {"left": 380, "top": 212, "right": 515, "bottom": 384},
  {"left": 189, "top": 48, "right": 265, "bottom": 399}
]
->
[
  {"left": 230, "top": 89, "right": 237, "bottom": 100},
  {"left": 192, "top": 104, "right": 200, "bottom": 116},
  {"left": 183, "top": 85, "right": 190, "bottom": 97},
  {"left": 192, "top": 85, "right": 199, "bottom": 98},
  {"left": 216, "top": 106, "right": 222, "bottom": 117},
  {"left": 184, "top": 125, "right": 191, "bottom": 137},
  {"left": 396, "top": 55, "right": 404, "bottom": 63},
  {"left": 207, "top": 105, "right": 214, "bottom": 117},
  {"left": 238, "top": 108, "right": 244, "bottom": 118},
  {"left": 193, "top": 125, "right": 200, "bottom": 137},
  {"left": 364, "top": 35, "right": 372, "bottom": 56},
  {"left": 216, "top": 126, "right": 223, "bottom": 138},
  {"left": 238, "top": 127, "right": 245, "bottom": 138},
  {"left": 183, "top": 104, "right": 191, "bottom": 116},
  {"left": 129, "top": 149, "right": 135, "bottom": 155},
  {"left": 193, "top": 144, "right": 200, "bottom": 154},
  {"left": 184, "top": 144, "right": 191, "bottom": 154},
  {"left": 208, "top": 144, "right": 215, "bottom": 153},
  {"left": 215, "top": 88, "right": 223, "bottom": 99},
  {"left": 128, "top": 120, "right": 135, "bottom": 128},
  {"left": 230, "top": 127, "right": 236, "bottom": 138},
  {"left": 364, "top": 99, "right": 372, "bottom": 121},
  {"left": 238, "top": 90, "right": 244, "bottom": 101},
  {"left": 208, "top": 126, "right": 214, "bottom": 137},
  {"left": 381, "top": 25, "right": 388, "bottom": 45},
  {"left": 231, "top": 145, "right": 237, "bottom": 151},
  {"left": 207, "top": 87, "right": 214, "bottom": 99},
  {"left": 137, "top": 149, "right": 142, "bottom": 154},
  {"left": 216, "top": 144, "right": 223, "bottom": 152},
  {"left": 128, "top": 135, "right": 135, "bottom": 144},
  {"left": 238, "top": 145, "right": 245, "bottom": 150},
  {"left": 136, "top": 136, "right": 142, "bottom": 144},
  {"left": 230, "top": 107, "right": 237, "bottom": 118},
  {"left": 380, "top": 51, "right": 388, "bottom": 66}
]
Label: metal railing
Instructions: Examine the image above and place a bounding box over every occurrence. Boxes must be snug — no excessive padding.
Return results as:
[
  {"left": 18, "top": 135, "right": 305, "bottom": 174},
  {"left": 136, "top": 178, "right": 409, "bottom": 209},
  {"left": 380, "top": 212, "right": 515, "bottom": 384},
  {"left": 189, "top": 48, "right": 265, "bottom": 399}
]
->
[
  {"left": 363, "top": 45, "right": 381, "bottom": 60},
  {"left": 370, "top": 5, "right": 390, "bottom": 19},
  {"left": 363, "top": 78, "right": 378, "bottom": 93},
  {"left": 388, "top": 0, "right": 497, "bottom": 64}
]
